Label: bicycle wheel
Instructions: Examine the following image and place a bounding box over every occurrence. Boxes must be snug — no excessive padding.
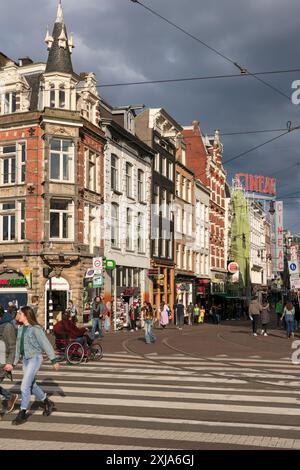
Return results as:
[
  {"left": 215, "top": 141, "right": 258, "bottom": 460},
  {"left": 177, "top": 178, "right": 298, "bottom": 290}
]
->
[
  {"left": 66, "top": 342, "right": 84, "bottom": 364},
  {"left": 91, "top": 344, "right": 103, "bottom": 360}
]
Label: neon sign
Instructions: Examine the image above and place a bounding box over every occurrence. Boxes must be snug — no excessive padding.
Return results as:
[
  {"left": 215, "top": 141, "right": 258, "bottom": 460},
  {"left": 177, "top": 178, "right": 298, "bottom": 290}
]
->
[{"left": 235, "top": 173, "right": 276, "bottom": 196}]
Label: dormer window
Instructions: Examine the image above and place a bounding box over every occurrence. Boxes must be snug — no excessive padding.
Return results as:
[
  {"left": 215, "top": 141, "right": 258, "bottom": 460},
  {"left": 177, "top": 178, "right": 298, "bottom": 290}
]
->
[
  {"left": 49, "top": 83, "right": 67, "bottom": 109},
  {"left": 59, "top": 85, "right": 66, "bottom": 108},
  {"left": 50, "top": 84, "right": 55, "bottom": 108},
  {"left": 0, "top": 92, "right": 17, "bottom": 115}
]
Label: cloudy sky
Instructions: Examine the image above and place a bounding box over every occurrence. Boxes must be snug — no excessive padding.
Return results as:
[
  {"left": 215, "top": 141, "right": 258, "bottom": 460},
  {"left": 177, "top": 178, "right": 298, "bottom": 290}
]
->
[{"left": 1, "top": 0, "right": 300, "bottom": 232}]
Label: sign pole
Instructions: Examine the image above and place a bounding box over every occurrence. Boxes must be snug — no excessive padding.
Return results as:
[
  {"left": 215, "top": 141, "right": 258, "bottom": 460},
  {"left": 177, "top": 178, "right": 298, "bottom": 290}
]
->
[
  {"left": 48, "top": 276, "right": 53, "bottom": 334},
  {"left": 114, "top": 270, "right": 117, "bottom": 332}
]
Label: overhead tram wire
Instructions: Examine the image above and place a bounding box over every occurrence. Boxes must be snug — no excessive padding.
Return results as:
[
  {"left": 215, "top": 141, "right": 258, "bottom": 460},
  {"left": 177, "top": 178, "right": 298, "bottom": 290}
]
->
[
  {"left": 223, "top": 124, "right": 300, "bottom": 165},
  {"left": 130, "top": 0, "right": 292, "bottom": 102}
]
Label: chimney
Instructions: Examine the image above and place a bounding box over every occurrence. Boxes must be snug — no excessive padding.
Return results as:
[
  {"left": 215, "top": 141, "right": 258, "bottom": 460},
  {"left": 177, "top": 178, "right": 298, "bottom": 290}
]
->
[{"left": 18, "top": 57, "right": 34, "bottom": 67}]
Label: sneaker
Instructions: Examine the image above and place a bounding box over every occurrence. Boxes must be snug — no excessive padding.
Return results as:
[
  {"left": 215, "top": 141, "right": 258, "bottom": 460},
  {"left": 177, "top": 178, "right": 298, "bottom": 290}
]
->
[
  {"left": 253, "top": 333, "right": 257, "bottom": 336},
  {"left": 261, "top": 330, "right": 264, "bottom": 335},
  {"left": 263, "top": 333, "right": 268, "bottom": 336},
  {"left": 6, "top": 394, "right": 18, "bottom": 414},
  {"left": 42, "top": 396, "right": 56, "bottom": 416},
  {"left": 12, "top": 409, "right": 27, "bottom": 426}
]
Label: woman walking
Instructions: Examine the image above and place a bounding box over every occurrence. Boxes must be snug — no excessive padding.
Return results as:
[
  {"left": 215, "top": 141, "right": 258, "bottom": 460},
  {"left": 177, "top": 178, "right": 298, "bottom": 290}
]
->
[
  {"left": 9, "top": 306, "right": 59, "bottom": 425},
  {"left": 281, "top": 301, "right": 295, "bottom": 338},
  {"left": 159, "top": 303, "right": 169, "bottom": 329},
  {"left": 260, "top": 300, "right": 270, "bottom": 336}
]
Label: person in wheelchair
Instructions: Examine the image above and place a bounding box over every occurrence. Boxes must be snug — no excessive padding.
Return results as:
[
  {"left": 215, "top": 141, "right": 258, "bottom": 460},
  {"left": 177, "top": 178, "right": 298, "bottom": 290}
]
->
[{"left": 54, "top": 311, "right": 91, "bottom": 349}]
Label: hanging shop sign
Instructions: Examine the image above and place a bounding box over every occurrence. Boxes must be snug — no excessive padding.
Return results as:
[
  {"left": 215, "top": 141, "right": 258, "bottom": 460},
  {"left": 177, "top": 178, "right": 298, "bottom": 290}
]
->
[
  {"left": 228, "top": 262, "right": 239, "bottom": 274},
  {"left": 105, "top": 259, "right": 116, "bottom": 270},
  {"left": 235, "top": 173, "right": 276, "bottom": 196}
]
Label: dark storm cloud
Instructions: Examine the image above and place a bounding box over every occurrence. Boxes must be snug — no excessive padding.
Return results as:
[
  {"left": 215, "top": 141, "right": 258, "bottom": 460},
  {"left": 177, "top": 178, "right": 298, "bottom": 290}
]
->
[{"left": 1, "top": 0, "right": 300, "bottom": 231}]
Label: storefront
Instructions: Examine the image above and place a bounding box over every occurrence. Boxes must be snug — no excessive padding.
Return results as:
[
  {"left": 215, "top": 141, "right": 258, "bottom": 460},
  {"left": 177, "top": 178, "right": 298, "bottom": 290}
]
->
[
  {"left": 195, "top": 279, "right": 211, "bottom": 306},
  {"left": 0, "top": 270, "right": 29, "bottom": 309},
  {"left": 152, "top": 265, "right": 175, "bottom": 312},
  {"left": 45, "top": 277, "right": 70, "bottom": 326}
]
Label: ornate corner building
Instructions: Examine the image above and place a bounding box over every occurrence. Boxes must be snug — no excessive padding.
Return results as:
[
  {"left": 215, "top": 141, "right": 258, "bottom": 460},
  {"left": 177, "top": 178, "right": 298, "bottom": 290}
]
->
[{"left": 0, "top": 2, "right": 105, "bottom": 326}]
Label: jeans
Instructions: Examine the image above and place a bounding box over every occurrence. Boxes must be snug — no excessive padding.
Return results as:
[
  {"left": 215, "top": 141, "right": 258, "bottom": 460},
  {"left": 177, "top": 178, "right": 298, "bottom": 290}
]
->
[
  {"left": 21, "top": 355, "right": 45, "bottom": 410},
  {"left": 144, "top": 321, "right": 156, "bottom": 344},
  {"left": 252, "top": 315, "right": 259, "bottom": 333},
  {"left": 177, "top": 313, "right": 184, "bottom": 328},
  {"left": 91, "top": 318, "right": 103, "bottom": 339},
  {"left": 0, "top": 385, "right": 11, "bottom": 400},
  {"left": 286, "top": 316, "right": 294, "bottom": 337}
]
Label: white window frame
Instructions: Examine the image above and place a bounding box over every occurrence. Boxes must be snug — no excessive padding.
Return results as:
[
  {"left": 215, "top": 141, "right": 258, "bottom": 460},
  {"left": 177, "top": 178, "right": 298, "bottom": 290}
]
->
[
  {"left": 126, "top": 162, "right": 133, "bottom": 198},
  {"left": 137, "top": 212, "right": 146, "bottom": 253},
  {"left": 111, "top": 203, "right": 119, "bottom": 248},
  {"left": 0, "top": 202, "right": 15, "bottom": 242},
  {"left": 50, "top": 139, "right": 74, "bottom": 183},
  {"left": 111, "top": 154, "right": 119, "bottom": 191},
  {"left": 49, "top": 199, "right": 74, "bottom": 241},
  {"left": 126, "top": 208, "right": 134, "bottom": 251},
  {"left": 154, "top": 153, "right": 160, "bottom": 172},
  {"left": 0, "top": 91, "right": 17, "bottom": 115},
  {"left": 138, "top": 169, "right": 145, "bottom": 202},
  {"left": 0, "top": 142, "right": 26, "bottom": 186},
  {"left": 84, "top": 148, "right": 100, "bottom": 192}
]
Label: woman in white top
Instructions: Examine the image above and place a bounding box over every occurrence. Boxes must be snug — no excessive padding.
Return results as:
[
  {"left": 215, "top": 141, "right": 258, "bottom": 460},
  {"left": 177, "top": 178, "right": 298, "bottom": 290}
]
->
[{"left": 281, "top": 300, "right": 295, "bottom": 338}]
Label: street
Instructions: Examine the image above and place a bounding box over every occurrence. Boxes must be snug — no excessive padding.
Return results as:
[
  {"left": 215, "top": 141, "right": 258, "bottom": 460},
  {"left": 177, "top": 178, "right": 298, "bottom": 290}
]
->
[{"left": 1, "top": 319, "right": 300, "bottom": 450}]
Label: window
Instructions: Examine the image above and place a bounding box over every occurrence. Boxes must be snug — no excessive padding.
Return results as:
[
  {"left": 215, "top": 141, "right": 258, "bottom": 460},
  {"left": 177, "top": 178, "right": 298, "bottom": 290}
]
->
[
  {"left": 50, "top": 199, "right": 74, "bottom": 240},
  {"left": 176, "top": 243, "right": 181, "bottom": 268},
  {"left": 0, "top": 92, "right": 17, "bottom": 115},
  {"left": 111, "top": 203, "right": 119, "bottom": 248},
  {"left": 168, "top": 162, "right": 173, "bottom": 181},
  {"left": 126, "top": 163, "right": 133, "bottom": 198},
  {"left": 50, "top": 84, "right": 55, "bottom": 108},
  {"left": 111, "top": 154, "right": 119, "bottom": 191},
  {"left": 20, "top": 201, "right": 25, "bottom": 241},
  {"left": 162, "top": 157, "right": 167, "bottom": 177},
  {"left": 137, "top": 212, "right": 145, "bottom": 253},
  {"left": 59, "top": 85, "right": 66, "bottom": 108},
  {"left": 126, "top": 208, "right": 134, "bottom": 250},
  {"left": 85, "top": 148, "right": 100, "bottom": 192},
  {"left": 138, "top": 169, "right": 145, "bottom": 202},
  {"left": 154, "top": 153, "right": 160, "bottom": 172},
  {"left": 187, "top": 181, "right": 192, "bottom": 203},
  {"left": 0, "top": 143, "right": 26, "bottom": 186},
  {"left": 176, "top": 172, "right": 180, "bottom": 196},
  {"left": 50, "top": 139, "right": 74, "bottom": 182},
  {"left": 0, "top": 202, "right": 15, "bottom": 241}
]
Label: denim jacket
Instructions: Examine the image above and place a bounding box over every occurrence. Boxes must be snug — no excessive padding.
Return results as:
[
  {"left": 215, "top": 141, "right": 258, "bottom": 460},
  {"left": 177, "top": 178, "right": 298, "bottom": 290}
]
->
[{"left": 14, "top": 324, "right": 56, "bottom": 365}]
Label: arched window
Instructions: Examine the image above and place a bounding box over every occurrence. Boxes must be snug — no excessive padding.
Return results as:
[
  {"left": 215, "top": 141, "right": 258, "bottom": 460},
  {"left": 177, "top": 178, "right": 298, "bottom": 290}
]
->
[
  {"left": 50, "top": 84, "right": 55, "bottom": 108},
  {"left": 59, "top": 84, "right": 66, "bottom": 108}
]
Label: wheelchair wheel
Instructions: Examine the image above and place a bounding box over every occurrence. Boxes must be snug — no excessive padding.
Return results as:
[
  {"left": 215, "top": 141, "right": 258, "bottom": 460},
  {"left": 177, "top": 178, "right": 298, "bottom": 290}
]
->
[
  {"left": 66, "top": 342, "right": 85, "bottom": 364},
  {"left": 91, "top": 344, "right": 103, "bottom": 361}
]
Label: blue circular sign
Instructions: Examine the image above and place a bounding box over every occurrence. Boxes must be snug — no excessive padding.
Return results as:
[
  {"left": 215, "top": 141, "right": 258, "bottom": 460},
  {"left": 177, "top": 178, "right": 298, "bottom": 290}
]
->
[{"left": 290, "top": 263, "right": 297, "bottom": 271}]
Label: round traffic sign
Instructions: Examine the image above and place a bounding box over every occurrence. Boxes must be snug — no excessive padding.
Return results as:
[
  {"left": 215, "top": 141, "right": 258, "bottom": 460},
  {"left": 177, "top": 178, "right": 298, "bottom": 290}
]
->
[{"left": 290, "top": 263, "right": 297, "bottom": 271}]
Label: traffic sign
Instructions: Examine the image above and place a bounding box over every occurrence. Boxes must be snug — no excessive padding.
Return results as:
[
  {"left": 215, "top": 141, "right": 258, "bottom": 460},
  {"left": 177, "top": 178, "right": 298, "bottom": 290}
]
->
[
  {"left": 93, "top": 274, "right": 104, "bottom": 288},
  {"left": 93, "top": 257, "right": 103, "bottom": 271},
  {"left": 289, "top": 261, "right": 299, "bottom": 274},
  {"left": 105, "top": 259, "right": 116, "bottom": 270}
]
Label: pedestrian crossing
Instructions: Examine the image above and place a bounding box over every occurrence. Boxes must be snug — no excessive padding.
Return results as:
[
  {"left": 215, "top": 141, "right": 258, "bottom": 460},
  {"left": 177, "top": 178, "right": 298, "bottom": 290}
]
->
[{"left": 1, "top": 352, "right": 300, "bottom": 449}]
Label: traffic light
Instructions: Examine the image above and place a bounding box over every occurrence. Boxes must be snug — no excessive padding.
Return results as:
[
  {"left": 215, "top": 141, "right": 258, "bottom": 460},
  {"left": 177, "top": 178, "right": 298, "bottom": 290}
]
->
[{"left": 43, "top": 267, "right": 52, "bottom": 278}]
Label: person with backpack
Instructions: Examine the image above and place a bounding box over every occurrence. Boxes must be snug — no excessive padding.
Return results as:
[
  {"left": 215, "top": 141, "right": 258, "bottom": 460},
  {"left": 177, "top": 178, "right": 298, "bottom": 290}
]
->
[
  {"left": 10, "top": 306, "right": 59, "bottom": 425},
  {"left": 0, "top": 305, "right": 18, "bottom": 414}
]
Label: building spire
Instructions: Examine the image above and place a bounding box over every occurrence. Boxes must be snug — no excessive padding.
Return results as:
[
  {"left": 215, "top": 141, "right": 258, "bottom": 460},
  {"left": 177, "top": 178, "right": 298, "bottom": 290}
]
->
[
  {"left": 56, "top": 0, "right": 64, "bottom": 24},
  {"left": 45, "top": 0, "right": 74, "bottom": 74}
]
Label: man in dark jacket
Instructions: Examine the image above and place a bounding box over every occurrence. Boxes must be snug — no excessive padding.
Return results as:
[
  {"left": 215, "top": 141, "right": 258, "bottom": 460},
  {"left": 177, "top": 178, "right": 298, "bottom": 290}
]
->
[
  {"left": 54, "top": 313, "right": 90, "bottom": 347},
  {"left": 175, "top": 301, "right": 185, "bottom": 329},
  {"left": 0, "top": 305, "right": 18, "bottom": 413}
]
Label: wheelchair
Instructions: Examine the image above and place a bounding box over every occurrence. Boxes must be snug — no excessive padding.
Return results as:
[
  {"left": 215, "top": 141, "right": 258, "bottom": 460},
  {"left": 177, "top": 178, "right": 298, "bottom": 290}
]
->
[{"left": 54, "top": 335, "right": 103, "bottom": 365}]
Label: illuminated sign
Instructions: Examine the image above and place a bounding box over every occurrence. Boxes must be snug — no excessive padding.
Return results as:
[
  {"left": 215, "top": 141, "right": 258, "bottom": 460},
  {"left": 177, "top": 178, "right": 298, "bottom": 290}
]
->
[
  {"left": 228, "top": 262, "right": 239, "bottom": 274},
  {"left": 0, "top": 278, "right": 27, "bottom": 287},
  {"left": 235, "top": 173, "right": 276, "bottom": 196}
]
